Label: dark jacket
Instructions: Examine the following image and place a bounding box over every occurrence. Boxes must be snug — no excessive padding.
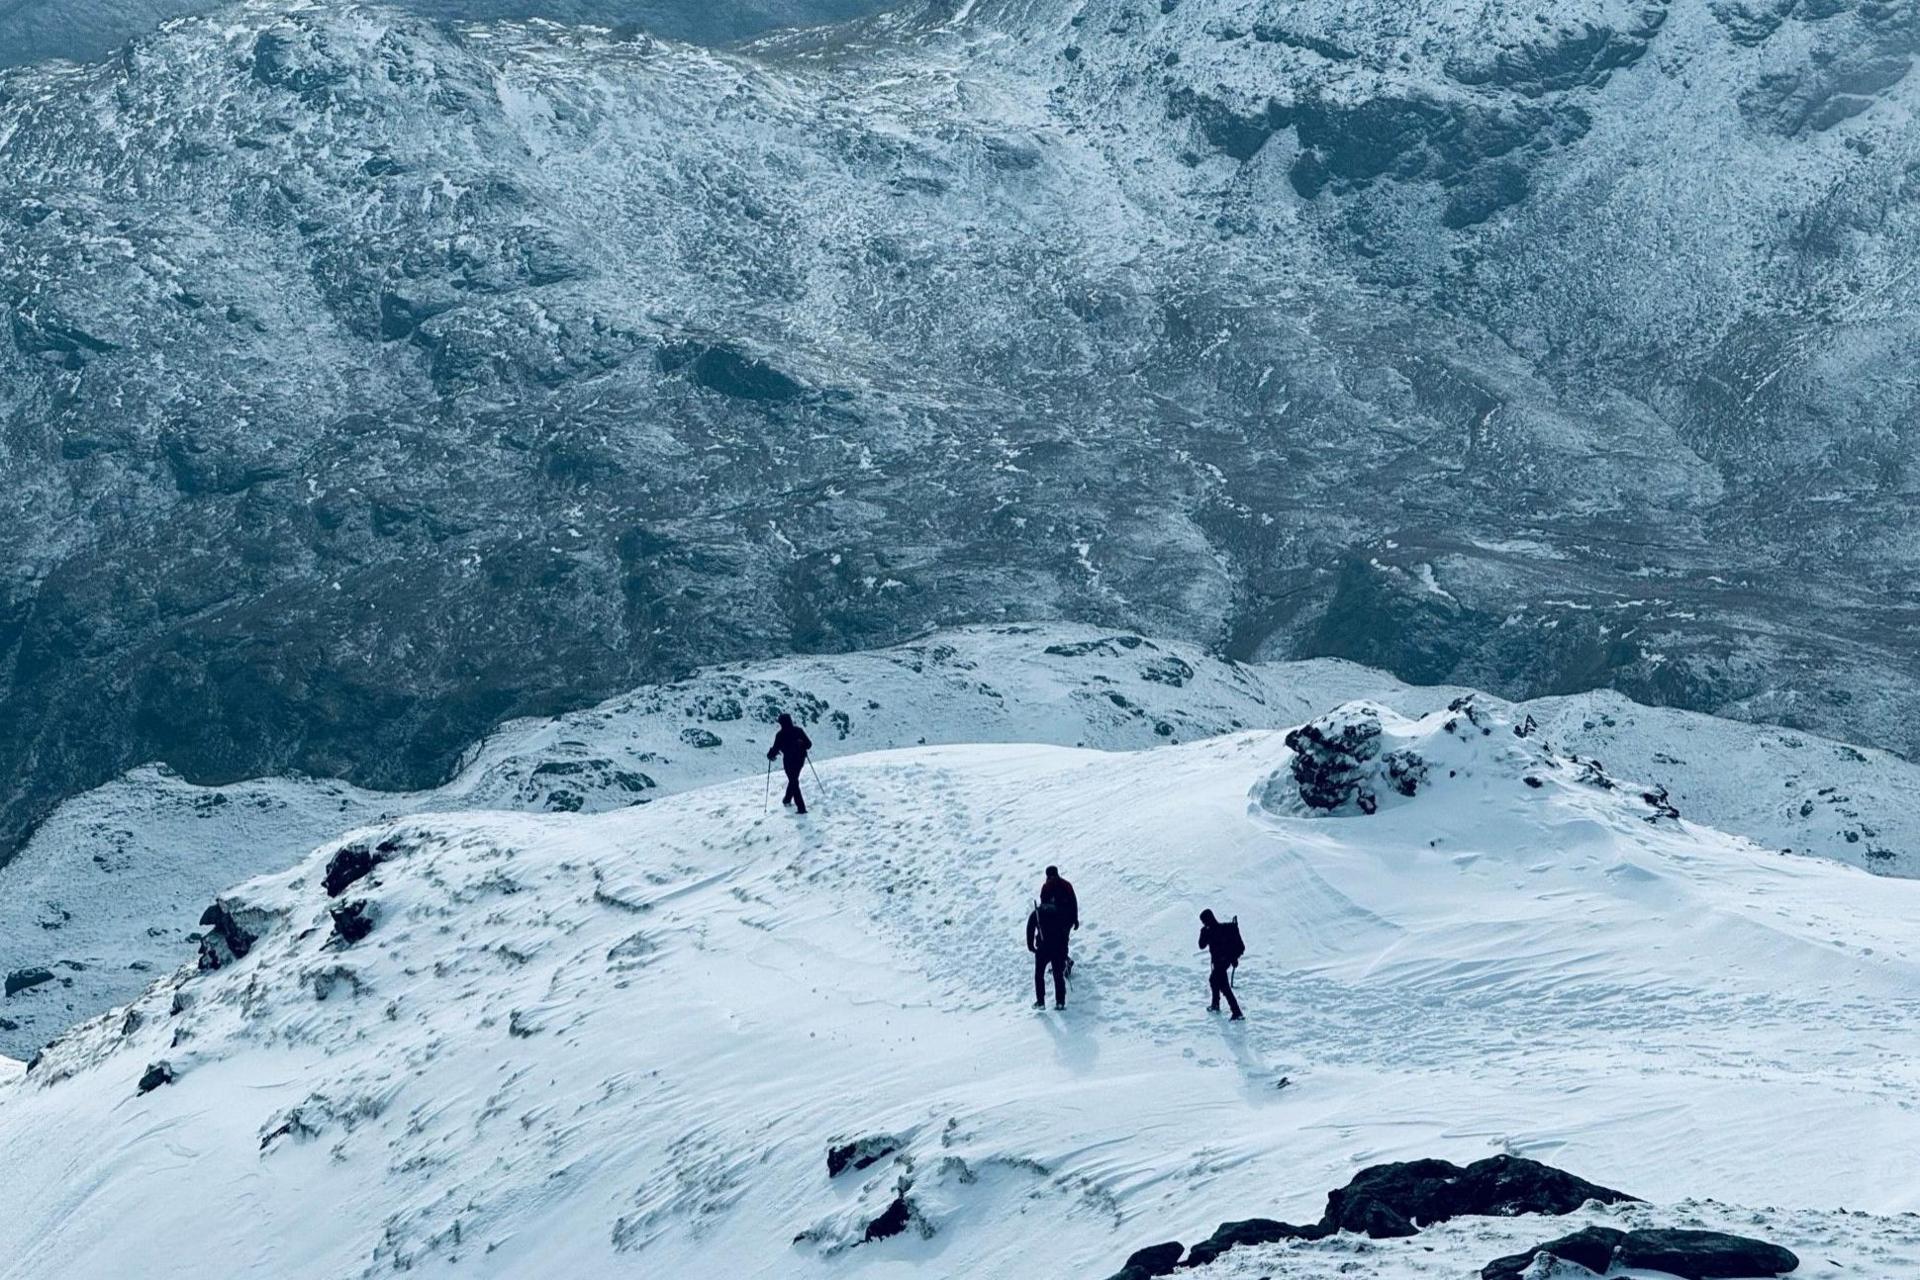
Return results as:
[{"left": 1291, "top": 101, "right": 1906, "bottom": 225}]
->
[
  {"left": 768, "top": 723, "right": 812, "bottom": 770},
  {"left": 1040, "top": 876, "right": 1078, "bottom": 930},
  {"left": 1199, "top": 919, "right": 1239, "bottom": 968},
  {"left": 1027, "top": 903, "right": 1071, "bottom": 957}
]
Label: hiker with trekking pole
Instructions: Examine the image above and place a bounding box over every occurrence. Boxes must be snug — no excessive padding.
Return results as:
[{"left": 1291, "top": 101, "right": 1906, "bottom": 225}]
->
[
  {"left": 766, "top": 713, "right": 814, "bottom": 815},
  {"left": 1198, "top": 908, "right": 1246, "bottom": 1020},
  {"left": 1027, "top": 866, "right": 1079, "bottom": 1010}
]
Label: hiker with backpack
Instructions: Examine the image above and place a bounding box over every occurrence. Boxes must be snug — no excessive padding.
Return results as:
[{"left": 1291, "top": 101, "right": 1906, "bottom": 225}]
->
[
  {"left": 766, "top": 713, "right": 813, "bottom": 815},
  {"left": 1198, "top": 909, "right": 1245, "bottom": 1020},
  {"left": 1027, "top": 865, "right": 1079, "bottom": 1010}
]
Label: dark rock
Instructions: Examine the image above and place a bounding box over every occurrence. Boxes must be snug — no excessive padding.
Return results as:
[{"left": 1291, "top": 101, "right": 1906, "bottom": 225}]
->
[
  {"left": 827, "top": 1134, "right": 902, "bottom": 1178},
  {"left": 5, "top": 967, "right": 56, "bottom": 997},
  {"left": 197, "top": 899, "right": 264, "bottom": 971},
  {"left": 1617, "top": 1228, "right": 1800, "bottom": 1278},
  {"left": 658, "top": 341, "right": 804, "bottom": 402},
  {"left": 249, "top": 27, "right": 345, "bottom": 98},
  {"left": 862, "top": 1192, "right": 917, "bottom": 1241},
  {"left": 1446, "top": 18, "right": 1662, "bottom": 97},
  {"left": 1484, "top": 1226, "right": 1798, "bottom": 1280},
  {"left": 1104, "top": 1240, "right": 1184, "bottom": 1279},
  {"left": 0, "top": 1016, "right": 17, "bottom": 1030},
  {"left": 1711, "top": 0, "right": 1797, "bottom": 47},
  {"left": 1324, "top": 1155, "right": 1635, "bottom": 1236},
  {"left": 1383, "top": 748, "right": 1429, "bottom": 798},
  {"left": 329, "top": 899, "right": 375, "bottom": 945},
  {"left": 1285, "top": 711, "right": 1384, "bottom": 810},
  {"left": 1183, "top": 1217, "right": 1318, "bottom": 1267},
  {"left": 1483, "top": 1225, "right": 1627, "bottom": 1279},
  {"left": 1109, "top": 1156, "right": 1632, "bottom": 1276},
  {"left": 1642, "top": 785, "right": 1681, "bottom": 821},
  {"left": 323, "top": 844, "right": 379, "bottom": 897},
  {"left": 137, "top": 1060, "right": 174, "bottom": 1093},
  {"left": 1166, "top": 88, "right": 1289, "bottom": 162}
]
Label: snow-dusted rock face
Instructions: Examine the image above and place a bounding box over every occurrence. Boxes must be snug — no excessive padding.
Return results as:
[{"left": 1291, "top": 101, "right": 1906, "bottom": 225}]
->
[
  {"left": 0, "top": 0, "right": 898, "bottom": 69},
  {"left": 2, "top": 0, "right": 1918, "bottom": 864},
  {"left": 5, "top": 728, "right": 1920, "bottom": 1277},
  {"left": 8, "top": 623, "right": 1920, "bottom": 1060}
]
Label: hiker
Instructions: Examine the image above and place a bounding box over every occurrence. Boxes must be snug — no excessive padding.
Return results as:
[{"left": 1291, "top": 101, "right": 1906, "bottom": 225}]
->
[
  {"left": 766, "top": 713, "right": 813, "bottom": 815},
  {"left": 1040, "top": 865, "right": 1079, "bottom": 932},
  {"left": 1198, "top": 909, "right": 1245, "bottom": 1020},
  {"left": 1027, "top": 866, "right": 1079, "bottom": 1010}
]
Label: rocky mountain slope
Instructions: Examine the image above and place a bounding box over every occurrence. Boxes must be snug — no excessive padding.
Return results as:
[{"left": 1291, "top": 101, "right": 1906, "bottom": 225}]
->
[
  {"left": 3, "top": 698, "right": 1918, "bottom": 1277},
  {"left": 3, "top": 0, "right": 1918, "bottom": 863},
  {"left": 0, "top": 0, "right": 898, "bottom": 71},
  {"left": 6, "top": 624, "right": 1918, "bottom": 1061}
]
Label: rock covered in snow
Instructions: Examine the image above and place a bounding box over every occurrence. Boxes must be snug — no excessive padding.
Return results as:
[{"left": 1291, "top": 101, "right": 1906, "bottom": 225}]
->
[
  {"left": 1153, "top": 1155, "right": 1636, "bottom": 1270},
  {"left": 1482, "top": 1225, "right": 1800, "bottom": 1280},
  {"left": 1265, "top": 695, "right": 1709, "bottom": 826},
  {"left": 195, "top": 899, "right": 279, "bottom": 972},
  {"left": 827, "top": 1134, "right": 902, "bottom": 1178},
  {"left": 1270, "top": 698, "right": 1537, "bottom": 816},
  {"left": 1321, "top": 1155, "right": 1636, "bottom": 1237}
]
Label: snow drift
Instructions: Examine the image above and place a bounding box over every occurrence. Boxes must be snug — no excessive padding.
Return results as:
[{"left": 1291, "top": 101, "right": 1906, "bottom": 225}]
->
[{"left": 4, "top": 699, "right": 1920, "bottom": 1277}]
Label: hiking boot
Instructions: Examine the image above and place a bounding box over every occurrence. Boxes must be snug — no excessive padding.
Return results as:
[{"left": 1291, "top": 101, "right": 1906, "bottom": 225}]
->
[
  {"left": 1229, "top": 1012, "right": 1245, "bottom": 1022},
  {"left": 1208, "top": 1003, "right": 1221, "bottom": 1013},
  {"left": 1032, "top": 999, "right": 1045, "bottom": 1009},
  {"left": 1054, "top": 1000, "right": 1066, "bottom": 1010}
]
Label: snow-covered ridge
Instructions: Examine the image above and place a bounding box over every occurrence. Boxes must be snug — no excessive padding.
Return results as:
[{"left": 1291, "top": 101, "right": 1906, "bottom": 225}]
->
[
  {"left": 6, "top": 622, "right": 1919, "bottom": 1061},
  {"left": 4, "top": 698, "right": 1919, "bottom": 1277}
]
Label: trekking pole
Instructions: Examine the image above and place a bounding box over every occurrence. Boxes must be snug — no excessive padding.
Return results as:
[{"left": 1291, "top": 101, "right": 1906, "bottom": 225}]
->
[
  {"left": 807, "top": 757, "right": 825, "bottom": 806},
  {"left": 764, "top": 759, "right": 772, "bottom": 811}
]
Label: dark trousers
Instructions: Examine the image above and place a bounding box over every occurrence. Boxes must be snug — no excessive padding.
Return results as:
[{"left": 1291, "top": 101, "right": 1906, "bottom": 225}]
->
[
  {"left": 1209, "top": 963, "right": 1242, "bottom": 1017},
  {"left": 782, "top": 764, "right": 806, "bottom": 813},
  {"left": 1034, "top": 950, "right": 1068, "bottom": 1005}
]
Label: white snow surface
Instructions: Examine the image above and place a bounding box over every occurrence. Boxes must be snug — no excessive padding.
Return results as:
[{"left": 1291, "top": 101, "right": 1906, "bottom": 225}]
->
[
  {"left": 4, "top": 699, "right": 1920, "bottom": 1278},
  {"left": 5, "top": 624, "right": 1919, "bottom": 1061}
]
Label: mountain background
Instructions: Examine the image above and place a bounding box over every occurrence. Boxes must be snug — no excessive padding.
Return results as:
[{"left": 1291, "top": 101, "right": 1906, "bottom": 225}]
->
[
  {"left": 0, "top": 0, "right": 898, "bottom": 69},
  {"left": 3, "top": 0, "right": 1917, "bottom": 863}
]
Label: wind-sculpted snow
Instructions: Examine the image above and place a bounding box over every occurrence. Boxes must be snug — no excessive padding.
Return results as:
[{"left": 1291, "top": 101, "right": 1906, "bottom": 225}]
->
[
  {"left": 7, "top": 623, "right": 1920, "bottom": 1060},
  {"left": 2, "top": 0, "right": 1918, "bottom": 872},
  {"left": 5, "top": 713, "right": 1920, "bottom": 1276}
]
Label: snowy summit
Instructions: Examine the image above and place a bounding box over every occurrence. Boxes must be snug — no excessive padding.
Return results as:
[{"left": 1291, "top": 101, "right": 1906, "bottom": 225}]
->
[{"left": 3, "top": 692, "right": 1917, "bottom": 1277}]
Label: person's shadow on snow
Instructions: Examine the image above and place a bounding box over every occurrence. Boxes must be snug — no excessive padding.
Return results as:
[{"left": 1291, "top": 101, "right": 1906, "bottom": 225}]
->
[
  {"left": 1038, "top": 997, "right": 1100, "bottom": 1074},
  {"left": 1216, "top": 1015, "right": 1287, "bottom": 1105}
]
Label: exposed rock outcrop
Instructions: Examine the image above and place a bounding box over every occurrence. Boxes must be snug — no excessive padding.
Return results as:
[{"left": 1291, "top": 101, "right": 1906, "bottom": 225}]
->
[
  {"left": 1109, "top": 1155, "right": 1635, "bottom": 1273},
  {"left": 1483, "top": 1225, "right": 1800, "bottom": 1279}
]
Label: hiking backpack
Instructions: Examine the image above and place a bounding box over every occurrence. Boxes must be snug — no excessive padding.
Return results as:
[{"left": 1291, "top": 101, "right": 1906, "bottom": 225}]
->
[
  {"left": 1219, "top": 917, "right": 1245, "bottom": 966},
  {"left": 1035, "top": 898, "right": 1068, "bottom": 948}
]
